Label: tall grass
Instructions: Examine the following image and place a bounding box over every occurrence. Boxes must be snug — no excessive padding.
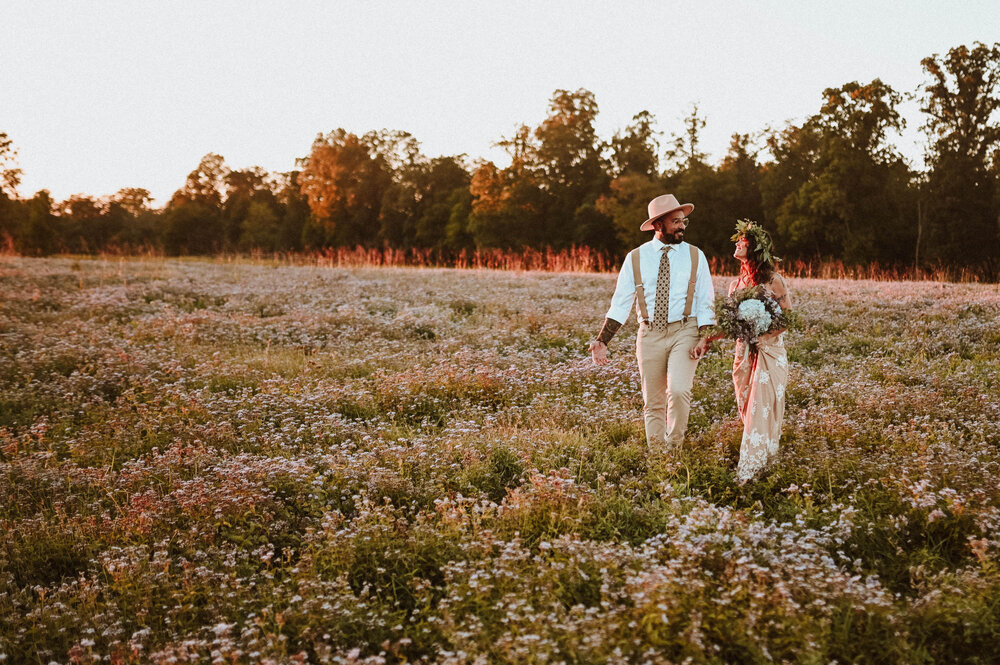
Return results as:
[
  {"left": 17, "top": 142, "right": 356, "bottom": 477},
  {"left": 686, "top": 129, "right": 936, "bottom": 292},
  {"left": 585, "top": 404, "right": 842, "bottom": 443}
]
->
[
  {"left": 84, "top": 245, "right": 993, "bottom": 282},
  {"left": 310, "top": 245, "right": 615, "bottom": 273},
  {"left": 4, "top": 240, "right": 992, "bottom": 281}
]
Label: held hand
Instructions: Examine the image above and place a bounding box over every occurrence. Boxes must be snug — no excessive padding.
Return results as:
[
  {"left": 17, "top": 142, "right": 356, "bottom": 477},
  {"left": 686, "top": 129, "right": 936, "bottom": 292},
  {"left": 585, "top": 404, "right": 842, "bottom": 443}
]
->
[
  {"left": 759, "top": 328, "right": 785, "bottom": 342},
  {"left": 690, "top": 337, "right": 711, "bottom": 360},
  {"left": 589, "top": 341, "right": 609, "bottom": 366}
]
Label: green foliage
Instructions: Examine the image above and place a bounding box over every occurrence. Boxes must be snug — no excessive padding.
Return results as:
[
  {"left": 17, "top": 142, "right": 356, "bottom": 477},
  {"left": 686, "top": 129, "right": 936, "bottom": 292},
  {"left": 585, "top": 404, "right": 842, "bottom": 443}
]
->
[
  {"left": 907, "top": 562, "right": 1000, "bottom": 664},
  {"left": 920, "top": 41, "right": 1000, "bottom": 267},
  {"left": 610, "top": 110, "right": 660, "bottom": 179},
  {"left": 597, "top": 172, "right": 662, "bottom": 251},
  {"left": 571, "top": 202, "right": 616, "bottom": 254},
  {"left": 298, "top": 130, "right": 391, "bottom": 248},
  {"left": 731, "top": 219, "right": 780, "bottom": 265},
  {"left": 239, "top": 200, "right": 283, "bottom": 251},
  {"left": 2, "top": 523, "right": 100, "bottom": 588},
  {"left": 464, "top": 445, "right": 526, "bottom": 503},
  {"left": 763, "top": 79, "right": 916, "bottom": 266},
  {"left": 0, "top": 131, "right": 22, "bottom": 198}
]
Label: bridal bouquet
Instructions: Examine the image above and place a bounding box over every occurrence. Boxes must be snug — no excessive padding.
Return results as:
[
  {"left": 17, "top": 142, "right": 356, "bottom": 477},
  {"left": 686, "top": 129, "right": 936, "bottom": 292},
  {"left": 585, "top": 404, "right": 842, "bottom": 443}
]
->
[{"left": 715, "top": 286, "right": 790, "bottom": 350}]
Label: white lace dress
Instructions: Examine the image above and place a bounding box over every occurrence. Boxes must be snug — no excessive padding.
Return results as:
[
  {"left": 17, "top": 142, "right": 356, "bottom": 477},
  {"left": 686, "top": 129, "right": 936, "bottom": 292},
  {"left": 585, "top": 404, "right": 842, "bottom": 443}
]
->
[{"left": 730, "top": 276, "right": 791, "bottom": 481}]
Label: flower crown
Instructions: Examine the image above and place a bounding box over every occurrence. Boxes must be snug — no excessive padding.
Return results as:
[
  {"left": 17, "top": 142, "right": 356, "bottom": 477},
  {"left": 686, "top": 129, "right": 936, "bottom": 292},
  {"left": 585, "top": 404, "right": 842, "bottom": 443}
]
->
[{"left": 731, "top": 219, "right": 781, "bottom": 267}]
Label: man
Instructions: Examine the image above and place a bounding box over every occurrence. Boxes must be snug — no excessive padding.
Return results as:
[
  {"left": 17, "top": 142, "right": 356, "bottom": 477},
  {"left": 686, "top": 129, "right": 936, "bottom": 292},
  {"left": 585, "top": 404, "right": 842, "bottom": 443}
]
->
[{"left": 589, "top": 194, "right": 715, "bottom": 451}]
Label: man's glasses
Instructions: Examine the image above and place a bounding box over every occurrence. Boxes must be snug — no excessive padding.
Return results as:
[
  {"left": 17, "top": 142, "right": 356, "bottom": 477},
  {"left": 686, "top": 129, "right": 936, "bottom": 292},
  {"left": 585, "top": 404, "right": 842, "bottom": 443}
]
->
[{"left": 655, "top": 216, "right": 690, "bottom": 228}]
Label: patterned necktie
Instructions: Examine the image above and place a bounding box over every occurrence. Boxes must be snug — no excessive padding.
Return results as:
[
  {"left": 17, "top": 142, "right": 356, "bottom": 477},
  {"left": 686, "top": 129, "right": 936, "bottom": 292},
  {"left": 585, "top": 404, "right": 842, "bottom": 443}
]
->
[{"left": 653, "top": 246, "right": 671, "bottom": 330}]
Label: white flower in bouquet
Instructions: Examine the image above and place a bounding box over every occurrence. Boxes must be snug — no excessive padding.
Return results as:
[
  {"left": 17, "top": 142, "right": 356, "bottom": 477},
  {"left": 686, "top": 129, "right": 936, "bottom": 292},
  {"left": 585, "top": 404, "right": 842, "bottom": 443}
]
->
[
  {"left": 715, "top": 284, "right": 793, "bottom": 351},
  {"left": 737, "top": 298, "right": 772, "bottom": 334}
]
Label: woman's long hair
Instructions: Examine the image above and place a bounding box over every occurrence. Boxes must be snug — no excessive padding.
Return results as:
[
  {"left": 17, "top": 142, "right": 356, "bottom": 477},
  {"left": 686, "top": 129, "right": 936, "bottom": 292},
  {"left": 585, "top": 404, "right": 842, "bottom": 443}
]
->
[{"left": 743, "top": 230, "right": 776, "bottom": 286}]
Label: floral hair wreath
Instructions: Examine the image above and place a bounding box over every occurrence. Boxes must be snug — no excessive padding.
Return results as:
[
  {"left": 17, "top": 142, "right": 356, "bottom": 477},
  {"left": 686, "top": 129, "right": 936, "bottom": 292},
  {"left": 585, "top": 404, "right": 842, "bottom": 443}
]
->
[{"left": 732, "top": 219, "right": 781, "bottom": 268}]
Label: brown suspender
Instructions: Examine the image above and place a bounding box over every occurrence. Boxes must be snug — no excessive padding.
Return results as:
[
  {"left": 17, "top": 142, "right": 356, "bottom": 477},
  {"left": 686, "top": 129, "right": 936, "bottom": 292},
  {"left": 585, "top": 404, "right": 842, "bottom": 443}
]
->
[
  {"left": 629, "top": 249, "right": 649, "bottom": 323},
  {"left": 630, "top": 244, "right": 700, "bottom": 325},
  {"left": 683, "top": 244, "right": 699, "bottom": 322}
]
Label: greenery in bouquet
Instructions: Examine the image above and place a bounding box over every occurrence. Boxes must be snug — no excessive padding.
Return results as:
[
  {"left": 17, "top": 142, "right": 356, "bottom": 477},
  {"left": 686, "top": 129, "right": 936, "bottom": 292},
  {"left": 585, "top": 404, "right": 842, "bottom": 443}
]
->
[{"left": 714, "top": 285, "right": 792, "bottom": 350}]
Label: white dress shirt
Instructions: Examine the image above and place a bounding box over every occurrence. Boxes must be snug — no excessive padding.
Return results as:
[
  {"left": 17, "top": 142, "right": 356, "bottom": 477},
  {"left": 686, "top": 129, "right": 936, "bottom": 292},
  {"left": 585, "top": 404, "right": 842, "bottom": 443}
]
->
[{"left": 605, "top": 238, "right": 716, "bottom": 328}]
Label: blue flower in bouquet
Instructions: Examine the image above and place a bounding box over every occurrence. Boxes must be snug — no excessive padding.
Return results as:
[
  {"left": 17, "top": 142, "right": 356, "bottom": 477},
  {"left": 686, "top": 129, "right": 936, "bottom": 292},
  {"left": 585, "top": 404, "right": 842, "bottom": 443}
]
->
[
  {"left": 737, "top": 298, "right": 773, "bottom": 334},
  {"left": 715, "top": 285, "right": 791, "bottom": 351}
]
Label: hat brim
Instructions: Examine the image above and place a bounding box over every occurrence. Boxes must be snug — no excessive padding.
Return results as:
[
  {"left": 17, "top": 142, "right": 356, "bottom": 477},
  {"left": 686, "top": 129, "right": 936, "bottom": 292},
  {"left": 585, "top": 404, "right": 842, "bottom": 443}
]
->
[{"left": 639, "top": 203, "right": 694, "bottom": 231}]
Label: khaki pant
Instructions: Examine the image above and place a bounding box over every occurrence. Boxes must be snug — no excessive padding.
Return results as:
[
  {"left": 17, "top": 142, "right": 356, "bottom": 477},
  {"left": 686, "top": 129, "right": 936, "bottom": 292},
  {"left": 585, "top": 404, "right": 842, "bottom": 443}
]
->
[{"left": 636, "top": 319, "right": 701, "bottom": 450}]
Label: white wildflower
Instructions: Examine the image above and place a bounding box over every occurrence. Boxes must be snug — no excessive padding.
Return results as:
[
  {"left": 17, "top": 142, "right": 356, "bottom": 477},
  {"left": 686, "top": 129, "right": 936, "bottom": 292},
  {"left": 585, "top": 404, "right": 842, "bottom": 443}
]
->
[{"left": 737, "top": 298, "right": 772, "bottom": 334}]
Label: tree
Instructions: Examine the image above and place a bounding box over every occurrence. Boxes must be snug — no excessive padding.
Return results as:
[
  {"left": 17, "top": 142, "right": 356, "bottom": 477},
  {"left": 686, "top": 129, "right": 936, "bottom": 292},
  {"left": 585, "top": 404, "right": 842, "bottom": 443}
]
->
[
  {"left": 664, "top": 105, "right": 709, "bottom": 172},
  {"left": 173, "top": 153, "right": 227, "bottom": 207},
  {"left": 366, "top": 129, "right": 426, "bottom": 247},
  {"left": 60, "top": 195, "right": 109, "bottom": 252},
  {"left": 658, "top": 105, "right": 741, "bottom": 260},
  {"left": 762, "top": 80, "right": 912, "bottom": 264},
  {"left": 0, "top": 132, "right": 22, "bottom": 199},
  {"left": 107, "top": 188, "right": 157, "bottom": 249},
  {"left": 465, "top": 120, "right": 549, "bottom": 250},
  {"left": 717, "top": 134, "right": 765, "bottom": 226},
  {"left": 275, "top": 171, "right": 310, "bottom": 251},
  {"left": 675, "top": 134, "right": 766, "bottom": 261},
  {"left": 610, "top": 111, "right": 660, "bottom": 179},
  {"left": 162, "top": 200, "right": 221, "bottom": 254},
  {"left": 19, "top": 191, "right": 57, "bottom": 255},
  {"left": 444, "top": 186, "right": 474, "bottom": 251},
  {"left": 239, "top": 201, "right": 282, "bottom": 251},
  {"left": 164, "top": 154, "right": 229, "bottom": 254},
  {"left": 413, "top": 156, "right": 472, "bottom": 249},
  {"left": 598, "top": 111, "right": 664, "bottom": 256},
  {"left": 920, "top": 42, "right": 1000, "bottom": 268},
  {"left": 596, "top": 173, "right": 663, "bottom": 253},
  {"left": 0, "top": 133, "right": 24, "bottom": 249},
  {"left": 0, "top": 192, "right": 23, "bottom": 251},
  {"left": 531, "top": 89, "right": 611, "bottom": 247},
  {"left": 467, "top": 160, "right": 544, "bottom": 249},
  {"left": 110, "top": 187, "right": 153, "bottom": 217},
  {"left": 367, "top": 129, "right": 421, "bottom": 173},
  {"left": 572, "top": 202, "right": 618, "bottom": 255},
  {"left": 223, "top": 166, "right": 277, "bottom": 248},
  {"left": 298, "top": 129, "right": 391, "bottom": 247},
  {"left": 534, "top": 89, "right": 606, "bottom": 193},
  {"left": 378, "top": 176, "right": 420, "bottom": 248},
  {"left": 760, "top": 123, "right": 823, "bottom": 254}
]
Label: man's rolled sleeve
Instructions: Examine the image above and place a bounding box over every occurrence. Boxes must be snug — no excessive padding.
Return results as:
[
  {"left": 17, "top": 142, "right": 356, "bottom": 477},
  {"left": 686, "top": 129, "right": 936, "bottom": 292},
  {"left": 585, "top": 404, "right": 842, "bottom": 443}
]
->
[
  {"left": 694, "top": 249, "right": 716, "bottom": 328},
  {"left": 605, "top": 255, "right": 637, "bottom": 324}
]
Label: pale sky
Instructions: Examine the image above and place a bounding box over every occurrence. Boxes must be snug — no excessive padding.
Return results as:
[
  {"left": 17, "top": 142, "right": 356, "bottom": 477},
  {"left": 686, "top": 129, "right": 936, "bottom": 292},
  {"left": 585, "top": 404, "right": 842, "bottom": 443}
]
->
[{"left": 2, "top": 1, "right": 998, "bottom": 206}]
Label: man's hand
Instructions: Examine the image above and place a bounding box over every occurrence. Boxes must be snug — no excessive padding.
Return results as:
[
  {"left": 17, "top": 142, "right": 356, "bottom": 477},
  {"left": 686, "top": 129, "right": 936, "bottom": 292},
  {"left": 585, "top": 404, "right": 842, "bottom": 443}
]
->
[
  {"left": 589, "top": 340, "right": 609, "bottom": 365},
  {"left": 690, "top": 336, "right": 711, "bottom": 360}
]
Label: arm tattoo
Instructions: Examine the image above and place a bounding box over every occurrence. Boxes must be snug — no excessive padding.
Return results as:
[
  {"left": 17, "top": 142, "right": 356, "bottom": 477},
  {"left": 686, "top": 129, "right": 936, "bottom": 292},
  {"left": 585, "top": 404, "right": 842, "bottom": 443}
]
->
[{"left": 597, "top": 318, "right": 622, "bottom": 345}]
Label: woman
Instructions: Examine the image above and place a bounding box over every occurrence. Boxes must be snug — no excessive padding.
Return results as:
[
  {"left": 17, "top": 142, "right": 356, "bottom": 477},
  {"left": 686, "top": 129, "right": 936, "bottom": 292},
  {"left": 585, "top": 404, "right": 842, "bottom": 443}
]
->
[{"left": 728, "top": 221, "right": 792, "bottom": 483}]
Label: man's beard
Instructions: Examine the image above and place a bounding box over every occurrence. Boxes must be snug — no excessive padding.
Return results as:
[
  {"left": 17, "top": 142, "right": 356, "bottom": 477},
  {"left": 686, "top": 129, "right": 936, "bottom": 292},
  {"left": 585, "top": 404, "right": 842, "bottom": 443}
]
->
[{"left": 661, "top": 230, "right": 684, "bottom": 244}]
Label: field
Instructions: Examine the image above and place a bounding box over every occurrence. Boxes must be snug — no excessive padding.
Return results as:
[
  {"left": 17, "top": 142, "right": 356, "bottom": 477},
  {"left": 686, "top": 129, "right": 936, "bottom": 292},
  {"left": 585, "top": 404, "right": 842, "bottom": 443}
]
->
[{"left": 2, "top": 257, "right": 999, "bottom": 664}]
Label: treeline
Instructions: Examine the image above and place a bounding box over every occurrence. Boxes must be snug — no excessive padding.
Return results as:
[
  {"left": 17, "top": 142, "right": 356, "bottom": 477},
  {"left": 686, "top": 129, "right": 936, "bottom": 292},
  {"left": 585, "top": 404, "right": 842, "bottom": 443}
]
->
[{"left": 1, "top": 42, "right": 998, "bottom": 277}]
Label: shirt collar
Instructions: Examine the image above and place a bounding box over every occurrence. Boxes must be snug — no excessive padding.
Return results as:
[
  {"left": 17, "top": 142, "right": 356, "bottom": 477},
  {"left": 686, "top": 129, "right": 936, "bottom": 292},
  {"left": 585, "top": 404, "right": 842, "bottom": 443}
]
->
[{"left": 652, "top": 237, "right": 683, "bottom": 252}]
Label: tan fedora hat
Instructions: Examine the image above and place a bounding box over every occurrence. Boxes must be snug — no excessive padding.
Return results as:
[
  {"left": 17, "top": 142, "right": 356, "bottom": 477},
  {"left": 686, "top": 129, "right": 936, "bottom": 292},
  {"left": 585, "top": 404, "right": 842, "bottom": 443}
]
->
[{"left": 639, "top": 194, "right": 694, "bottom": 231}]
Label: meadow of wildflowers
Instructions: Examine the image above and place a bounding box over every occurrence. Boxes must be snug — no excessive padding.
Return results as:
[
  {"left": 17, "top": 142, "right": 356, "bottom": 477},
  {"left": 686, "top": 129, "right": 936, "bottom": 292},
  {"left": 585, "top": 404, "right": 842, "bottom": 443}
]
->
[{"left": 1, "top": 256, "right": 999, "bottom": 664}]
